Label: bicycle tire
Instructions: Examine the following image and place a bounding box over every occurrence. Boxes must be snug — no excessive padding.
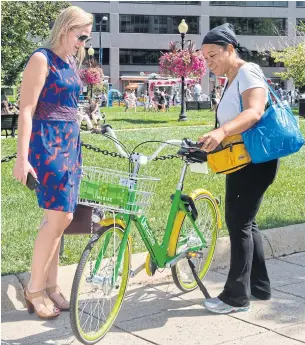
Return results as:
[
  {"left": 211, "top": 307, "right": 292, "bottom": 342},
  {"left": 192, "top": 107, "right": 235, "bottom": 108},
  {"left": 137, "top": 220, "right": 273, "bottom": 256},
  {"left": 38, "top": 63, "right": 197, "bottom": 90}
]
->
[
  {"left": 70, "top": 224, "right": 130, "bottom": 344},
  {"left": 169, "top": 190, "right": 219, "bottom": 292}
]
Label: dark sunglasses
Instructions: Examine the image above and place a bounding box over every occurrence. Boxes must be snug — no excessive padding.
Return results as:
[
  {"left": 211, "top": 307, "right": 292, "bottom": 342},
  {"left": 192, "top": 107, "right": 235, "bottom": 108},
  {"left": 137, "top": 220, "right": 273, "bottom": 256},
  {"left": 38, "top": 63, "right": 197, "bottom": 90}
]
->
[{"left": 73, "top": 29, "right": 92, "bottom": 43}]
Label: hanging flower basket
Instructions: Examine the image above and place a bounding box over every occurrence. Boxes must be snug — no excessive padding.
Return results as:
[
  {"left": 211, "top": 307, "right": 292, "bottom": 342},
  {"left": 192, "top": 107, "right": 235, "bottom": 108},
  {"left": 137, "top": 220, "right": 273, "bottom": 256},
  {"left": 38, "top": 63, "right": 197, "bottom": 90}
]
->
[
  {"left": 159, "top": 41, "right": 206, "bottom": 79},
  {"left": 80, "top": 67, "right": 104, "bottom": 86}
]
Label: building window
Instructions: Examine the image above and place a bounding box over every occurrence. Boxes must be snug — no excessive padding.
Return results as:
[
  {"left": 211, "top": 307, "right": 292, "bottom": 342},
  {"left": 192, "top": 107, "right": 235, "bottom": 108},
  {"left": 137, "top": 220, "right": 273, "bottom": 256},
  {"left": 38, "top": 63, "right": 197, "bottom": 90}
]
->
[
  {"left": 210, "top": 17, "right": 287, "bottom": 35},
  {"left": 296, "top": 1, "right": 305, "bottom": 7},
  {"left": 239, "top": 51, "right": 284, "bottom": 67},
  {"left": 85, "top": 48, "right": 110, "bottom": 65},
  {"left": 92, "top": 14, "right": 110, "bottom": 32},
  {"left": 210, "top": 1, "right": 288, "bottom": 6},
  {"left": 297, "top": 18, "right": 305, "bottom": 26},
  {"left": 120, "top": 15, "right": 199, "bottom": 34},
  {"left": 119, "top": 1, "right": 200, "bottom": 4},
  {"left": 297, "top": 18, "right": 305, "bottom": 35},
  {"left": 120, "top": 49, "right": 168, "bottom": 65}
]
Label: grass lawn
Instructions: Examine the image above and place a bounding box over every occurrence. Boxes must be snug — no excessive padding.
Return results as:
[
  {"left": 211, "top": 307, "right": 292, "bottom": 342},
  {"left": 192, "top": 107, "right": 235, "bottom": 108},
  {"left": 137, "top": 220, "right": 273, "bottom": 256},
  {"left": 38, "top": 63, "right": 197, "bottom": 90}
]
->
[
  {"left": 98, "top": 105, "right": 215, "bottom": 129},
  {"left": 1, "top": 107, "right": 305, "bottom": 275}
]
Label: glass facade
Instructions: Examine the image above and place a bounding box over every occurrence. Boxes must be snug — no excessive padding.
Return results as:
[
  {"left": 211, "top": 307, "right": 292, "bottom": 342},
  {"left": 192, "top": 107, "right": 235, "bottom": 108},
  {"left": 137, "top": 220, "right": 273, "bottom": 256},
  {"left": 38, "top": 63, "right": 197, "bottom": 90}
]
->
[
  {"left": 86, "top": 48, "right": 110, "bottom": 65},
  {"left": 297, "top": 18, "right": 305, "bottom": 35},
  {"left": 119, "top": 1, "right": 200, "bottom": 4},
  {"left": 239, "top": 51, "right": 284, "bottom": 67},
  {"left": 210, "top": 1, "right": 288, "bottom": 6},
  {"left": 92, "top": 14, "right": 110, "bottom": 32},
  {"left": 120, "top": 15, "right": 200, "bottom": 34},
  {"left": 210, "top": 17, "right": 287, "bottom": 35},
  {"left": 120, "top": 49, "right": 168, "bottom": 65},
  {"left": 296, "top": 1, "right": 305, "bottom": 7}
]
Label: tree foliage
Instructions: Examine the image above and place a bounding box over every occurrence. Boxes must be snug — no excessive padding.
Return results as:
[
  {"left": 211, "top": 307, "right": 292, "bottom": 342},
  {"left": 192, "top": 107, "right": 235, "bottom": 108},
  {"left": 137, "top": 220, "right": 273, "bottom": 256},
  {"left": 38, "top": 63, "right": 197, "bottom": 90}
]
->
[
  {"left": 1, "top": 1, "right": 70, "bottom": 87},
  {"left": 269, "top": 23, "right": 305, "bottom": 87},
  {"left": 271, "top": 43, "right": 305, "bottom": 87}
]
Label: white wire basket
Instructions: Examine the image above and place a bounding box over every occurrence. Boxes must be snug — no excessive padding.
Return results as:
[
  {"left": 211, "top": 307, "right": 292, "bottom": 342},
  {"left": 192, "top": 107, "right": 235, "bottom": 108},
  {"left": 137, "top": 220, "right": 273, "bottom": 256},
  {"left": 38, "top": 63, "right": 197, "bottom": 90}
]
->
[{"left": 78, "top": 166, "right": 160, "bottom": 215}]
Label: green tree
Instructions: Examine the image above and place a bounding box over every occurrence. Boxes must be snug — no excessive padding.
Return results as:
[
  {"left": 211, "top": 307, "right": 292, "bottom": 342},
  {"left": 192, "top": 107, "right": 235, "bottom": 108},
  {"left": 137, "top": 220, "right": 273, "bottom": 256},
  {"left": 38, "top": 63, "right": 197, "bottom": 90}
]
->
[
  {"left": 271, "top": 43, "right": 305, "bottom": 87},
  {"left": 1, "top": 1, "right": 70, "bottom": 87},
  {"left": 269, "top": 23, "right": 305, "bottom": 88}
]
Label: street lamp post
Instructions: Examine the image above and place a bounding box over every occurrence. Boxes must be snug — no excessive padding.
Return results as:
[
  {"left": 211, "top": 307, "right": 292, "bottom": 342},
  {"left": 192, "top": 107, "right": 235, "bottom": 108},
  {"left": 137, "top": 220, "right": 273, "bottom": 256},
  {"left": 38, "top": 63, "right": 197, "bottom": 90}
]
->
[
  {"left": 88, "top": 44, "right": 95, "bottom": 97},
  {"left": 178, "top": 19, "right": 188, "bottom": 122},
  {"left": 99, "top": 16, "right": 108, "bottom": 66}
]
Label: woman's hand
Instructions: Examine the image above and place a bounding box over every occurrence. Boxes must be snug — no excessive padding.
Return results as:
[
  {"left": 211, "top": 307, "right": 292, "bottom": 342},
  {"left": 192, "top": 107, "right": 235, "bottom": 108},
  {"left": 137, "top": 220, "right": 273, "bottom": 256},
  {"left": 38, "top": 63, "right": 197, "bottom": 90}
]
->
[
  {"left": 198, "top": 127, "right": 226, "bottom": 152},
  {"left": 13, "top": 159, "right": 37, "bottom": 185}
]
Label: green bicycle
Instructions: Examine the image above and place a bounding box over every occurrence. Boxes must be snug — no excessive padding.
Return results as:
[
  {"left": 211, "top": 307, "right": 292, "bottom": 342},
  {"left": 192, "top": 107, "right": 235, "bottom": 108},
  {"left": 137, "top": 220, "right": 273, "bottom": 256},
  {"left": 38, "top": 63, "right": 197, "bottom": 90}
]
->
[{"left": 70, "top": 125, "right": 221, "bottom": 344}]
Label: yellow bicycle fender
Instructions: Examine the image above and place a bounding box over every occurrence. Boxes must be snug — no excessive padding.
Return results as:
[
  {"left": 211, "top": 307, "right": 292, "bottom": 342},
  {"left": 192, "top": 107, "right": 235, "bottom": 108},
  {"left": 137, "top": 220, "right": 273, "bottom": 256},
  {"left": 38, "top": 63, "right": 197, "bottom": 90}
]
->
[
  {"left": 99, "top": 218, "right": 126, "bottom": 229},
  {"left": 99, "top": 218, "right": 132, "bottom": 248},
  {"left": 167, "top": 189, "right": 221, "bottom": 257}
]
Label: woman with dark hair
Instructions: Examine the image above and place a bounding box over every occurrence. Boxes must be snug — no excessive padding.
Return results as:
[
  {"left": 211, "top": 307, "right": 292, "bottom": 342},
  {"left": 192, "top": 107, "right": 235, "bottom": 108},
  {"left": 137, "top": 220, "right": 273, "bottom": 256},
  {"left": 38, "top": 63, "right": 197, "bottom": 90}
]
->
[{"left": 199, "top": 23, "right": 278, "bottom": 314}]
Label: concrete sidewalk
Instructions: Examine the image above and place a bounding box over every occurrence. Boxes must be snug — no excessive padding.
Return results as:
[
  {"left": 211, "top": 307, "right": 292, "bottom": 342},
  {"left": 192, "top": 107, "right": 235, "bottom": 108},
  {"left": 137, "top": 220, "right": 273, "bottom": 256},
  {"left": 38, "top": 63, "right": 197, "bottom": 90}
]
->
[{"left": 2, "top": 224, "right": 305, "bottom": 345}]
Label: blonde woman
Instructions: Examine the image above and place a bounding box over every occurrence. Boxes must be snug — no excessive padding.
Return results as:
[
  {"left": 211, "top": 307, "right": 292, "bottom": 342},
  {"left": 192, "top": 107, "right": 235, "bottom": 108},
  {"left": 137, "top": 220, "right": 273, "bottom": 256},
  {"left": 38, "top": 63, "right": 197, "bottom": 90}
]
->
[{"left": 13, "top": 6, "right": 93, "bottom": 319}]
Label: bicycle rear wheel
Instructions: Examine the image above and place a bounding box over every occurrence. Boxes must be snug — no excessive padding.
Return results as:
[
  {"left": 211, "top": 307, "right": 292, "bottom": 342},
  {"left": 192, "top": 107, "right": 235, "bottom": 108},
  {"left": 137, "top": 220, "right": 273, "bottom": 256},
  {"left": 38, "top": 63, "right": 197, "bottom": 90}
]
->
[
  {"left": 70, "top": 224, "right": 130, "bottom": 344},
  {"left": 169, "top": 190, "right": 219, "bottom": 292}
]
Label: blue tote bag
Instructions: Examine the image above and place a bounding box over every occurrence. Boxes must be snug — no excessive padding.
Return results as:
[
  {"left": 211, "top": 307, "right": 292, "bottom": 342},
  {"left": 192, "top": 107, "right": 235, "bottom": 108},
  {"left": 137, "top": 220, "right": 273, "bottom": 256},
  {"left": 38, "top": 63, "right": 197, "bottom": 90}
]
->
[{"left": 240, "top": 80, "right": 304, "bottom": 163}]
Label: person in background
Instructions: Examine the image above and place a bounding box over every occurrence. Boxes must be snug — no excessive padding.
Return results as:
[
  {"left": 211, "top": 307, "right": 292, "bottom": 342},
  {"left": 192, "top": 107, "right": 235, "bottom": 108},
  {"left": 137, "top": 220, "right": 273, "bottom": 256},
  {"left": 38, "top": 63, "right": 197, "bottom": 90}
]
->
[
  {"left": 193, "top": 83, "right": 202, "bottom": 101},
  {"left": 200, "top": 23, "right": 278, "bottom": 314},
  {"left": 216, "top": 86, "right": 222, "bottom": 101},
  {"left": 129, "top": 90, "right": 137, "bottom": 112},
  {"left": 275, "top": 84, "right": 284, "bottom": 101},
  {"left": 185, "top": 84, "right": 192, "bottom": 101},
  {"left": 164, "top": 90, "right": 170, "bottom": 111},
  {"left": 9, "top": 103, "right": 20, "bottom": 114},
  {"left": 13, "top": 6, "right": 93, "bottom": 319},
  {"left": 143, "top": 90, "right": 150, "bottom": 111},
  {"left": 159, "top": 88, "right": 166, "bottom": 112},
  {"left": 77, "top": 106, "right": 93, "bottom": 130},
  {"left": 100, "top": 91, "right": 107, "bottom": 107},
  {"left": 210, "top": 86, "right": 218, "bottom": 112},
  {"left": 1, "top": 97, "right": 12, "bottom": 114},
  {"left": 123, "top": 90, "right": 130, "bottom": 112},
  {"left": 152, "top": 92, "right": 160, "bottom": 111}
]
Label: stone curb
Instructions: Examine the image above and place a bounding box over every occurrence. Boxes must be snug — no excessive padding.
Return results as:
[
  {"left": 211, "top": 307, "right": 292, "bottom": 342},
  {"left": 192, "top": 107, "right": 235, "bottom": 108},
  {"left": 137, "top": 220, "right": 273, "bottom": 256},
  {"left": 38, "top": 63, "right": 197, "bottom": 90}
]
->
[{"left": 1, "top": 223, "right": 304, "bottom": 314}]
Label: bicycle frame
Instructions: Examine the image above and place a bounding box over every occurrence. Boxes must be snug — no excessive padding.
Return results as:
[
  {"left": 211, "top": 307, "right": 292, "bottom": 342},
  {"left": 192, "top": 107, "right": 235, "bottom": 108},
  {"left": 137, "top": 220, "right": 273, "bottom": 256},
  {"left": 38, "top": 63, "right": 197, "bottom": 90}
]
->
[{"left": 91, "top": 161, "right": 208, "bottom": 282}]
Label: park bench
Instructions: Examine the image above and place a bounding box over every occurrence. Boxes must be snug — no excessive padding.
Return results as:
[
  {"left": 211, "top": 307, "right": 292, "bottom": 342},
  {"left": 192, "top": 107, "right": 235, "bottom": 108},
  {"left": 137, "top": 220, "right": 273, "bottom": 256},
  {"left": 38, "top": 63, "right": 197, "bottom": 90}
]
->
[
  {"left": 186, "top": 101, "right": 211, "bottom": 111},
  {"left": 1, "top": 113, "right": 18, "bottom": 138}
]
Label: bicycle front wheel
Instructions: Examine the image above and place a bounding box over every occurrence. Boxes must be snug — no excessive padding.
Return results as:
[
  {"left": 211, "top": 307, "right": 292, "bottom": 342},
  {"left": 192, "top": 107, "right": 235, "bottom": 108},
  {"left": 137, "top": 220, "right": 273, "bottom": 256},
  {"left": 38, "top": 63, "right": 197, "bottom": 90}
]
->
[
  {"left": 169, "top": 190, "right": 219, "bottom": 292},
  {"left": 70, "top": 224, "right": 131, "bottom": 345}
]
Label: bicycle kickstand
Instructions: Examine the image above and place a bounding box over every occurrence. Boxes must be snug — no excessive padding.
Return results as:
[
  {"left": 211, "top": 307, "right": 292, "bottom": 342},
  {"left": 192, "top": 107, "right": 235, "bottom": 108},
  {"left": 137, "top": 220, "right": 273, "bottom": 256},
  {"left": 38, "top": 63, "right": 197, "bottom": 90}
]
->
[{"left": 187, "top": 258, "right": 211, "bottom": 299}]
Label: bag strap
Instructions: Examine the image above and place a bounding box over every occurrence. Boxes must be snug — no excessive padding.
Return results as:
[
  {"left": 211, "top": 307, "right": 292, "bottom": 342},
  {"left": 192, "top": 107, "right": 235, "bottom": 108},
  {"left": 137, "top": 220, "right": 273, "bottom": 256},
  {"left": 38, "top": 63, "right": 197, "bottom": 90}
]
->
[
  {"left": 238, "top": 76, "right": 278, "bottom": 112},
  {"left": 214, "top": 83, "right": 229, "bottom": 129}
]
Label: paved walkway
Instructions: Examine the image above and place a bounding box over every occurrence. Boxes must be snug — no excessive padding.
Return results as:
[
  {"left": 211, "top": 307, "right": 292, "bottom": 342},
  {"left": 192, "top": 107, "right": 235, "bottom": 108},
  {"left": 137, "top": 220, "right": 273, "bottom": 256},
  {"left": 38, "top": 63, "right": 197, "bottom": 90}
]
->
[{"left": 2, "top": 252, "right": 305, "bottom": 345}]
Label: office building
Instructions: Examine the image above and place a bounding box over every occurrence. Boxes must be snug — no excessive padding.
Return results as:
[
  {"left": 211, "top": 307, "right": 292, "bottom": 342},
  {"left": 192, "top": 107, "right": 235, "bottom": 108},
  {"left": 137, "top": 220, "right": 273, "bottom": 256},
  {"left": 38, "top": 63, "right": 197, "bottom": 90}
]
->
[{"left": 73, "top": 1, "right": 305, "bottom": 93}]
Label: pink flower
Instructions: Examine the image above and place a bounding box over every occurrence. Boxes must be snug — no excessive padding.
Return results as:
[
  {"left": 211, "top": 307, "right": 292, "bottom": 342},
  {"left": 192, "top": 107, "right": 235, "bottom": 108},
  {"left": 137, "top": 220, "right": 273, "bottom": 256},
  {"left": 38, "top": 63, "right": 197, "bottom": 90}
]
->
[
  {"left": 159, "top": 46, "right": 206, "bottom": 79},
  {"left": 79, "top": 67, "right": 104, "bottom": 86}
]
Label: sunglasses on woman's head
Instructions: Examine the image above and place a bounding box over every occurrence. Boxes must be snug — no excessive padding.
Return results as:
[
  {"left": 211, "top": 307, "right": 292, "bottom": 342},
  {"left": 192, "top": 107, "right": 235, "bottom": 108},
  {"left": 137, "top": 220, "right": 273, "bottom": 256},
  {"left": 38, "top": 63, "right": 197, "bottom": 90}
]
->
[{"left": 72, "top": 29, "right": 92, "bottom": 43}]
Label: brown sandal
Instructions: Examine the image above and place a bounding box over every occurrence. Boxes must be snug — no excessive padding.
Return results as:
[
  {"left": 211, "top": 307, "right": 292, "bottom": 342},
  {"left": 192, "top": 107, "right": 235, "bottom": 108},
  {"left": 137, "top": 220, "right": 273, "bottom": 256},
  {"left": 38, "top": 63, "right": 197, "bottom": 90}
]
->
[
  {"left": 46, "top": 286, "right": 70, "bottom": 311},
  {"left": 24, "top": 288, "right": 60, "bottom": 319}
]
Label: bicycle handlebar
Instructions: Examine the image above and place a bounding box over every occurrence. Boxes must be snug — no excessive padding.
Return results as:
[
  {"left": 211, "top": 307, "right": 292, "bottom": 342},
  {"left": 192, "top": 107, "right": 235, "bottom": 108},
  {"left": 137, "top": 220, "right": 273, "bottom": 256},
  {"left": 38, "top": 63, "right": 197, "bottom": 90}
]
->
[
  {"left": 101, "top": 124, "right": 222, "bottom": 162},
  {"left": 101, "top": 124, "right": 129, "bottom": 158},
  {"left": 102, "top": 124, "right": 183, "bottom": 161}
]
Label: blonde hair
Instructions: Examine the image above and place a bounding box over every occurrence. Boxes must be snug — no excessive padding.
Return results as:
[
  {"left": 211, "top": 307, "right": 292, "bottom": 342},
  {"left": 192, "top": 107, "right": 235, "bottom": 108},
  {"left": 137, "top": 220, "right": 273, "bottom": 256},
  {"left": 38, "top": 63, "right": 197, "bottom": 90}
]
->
[{"left": 44, "top": 6, "right": 93, "bottom": 65}]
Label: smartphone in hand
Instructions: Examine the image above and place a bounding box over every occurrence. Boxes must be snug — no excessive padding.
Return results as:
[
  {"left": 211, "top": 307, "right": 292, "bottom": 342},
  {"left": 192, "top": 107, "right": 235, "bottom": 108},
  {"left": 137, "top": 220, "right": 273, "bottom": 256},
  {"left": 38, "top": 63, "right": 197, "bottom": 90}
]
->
[{"left": 26, "top": 172, "right": 40, "bottom": 191}]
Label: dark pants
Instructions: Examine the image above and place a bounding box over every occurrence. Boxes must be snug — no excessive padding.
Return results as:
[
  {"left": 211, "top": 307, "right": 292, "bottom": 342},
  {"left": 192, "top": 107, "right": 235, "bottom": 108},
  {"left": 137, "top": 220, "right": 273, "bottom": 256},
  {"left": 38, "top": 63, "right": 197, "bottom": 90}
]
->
[{"left": 218, "top": 159, "right": 279, "bottom": 307}]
